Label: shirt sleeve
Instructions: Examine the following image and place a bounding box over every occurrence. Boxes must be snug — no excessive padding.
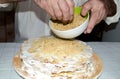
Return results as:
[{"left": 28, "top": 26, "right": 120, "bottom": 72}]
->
[{"left": 104, "top": 0, "right": 120, "bottom": 25}]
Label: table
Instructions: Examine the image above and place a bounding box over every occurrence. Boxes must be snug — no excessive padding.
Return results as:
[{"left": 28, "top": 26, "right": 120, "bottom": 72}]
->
[{"left": 0, "top": 42, "right": 120, "bottom": 79}]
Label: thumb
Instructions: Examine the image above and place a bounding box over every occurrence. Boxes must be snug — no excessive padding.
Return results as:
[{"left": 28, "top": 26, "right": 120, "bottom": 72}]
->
[{"left": 81, "top": 2, "right": 92, "bottom": 16}]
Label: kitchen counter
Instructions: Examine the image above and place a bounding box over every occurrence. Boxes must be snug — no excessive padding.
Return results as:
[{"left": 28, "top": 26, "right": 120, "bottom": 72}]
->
[{"left": 0, "top": 42, "right": 120, "bottom": 79}]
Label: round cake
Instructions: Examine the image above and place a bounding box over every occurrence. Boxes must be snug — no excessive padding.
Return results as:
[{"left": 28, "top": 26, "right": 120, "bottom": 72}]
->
[{"left": 13, "top": 37, "right": 102, "bottom": 79}]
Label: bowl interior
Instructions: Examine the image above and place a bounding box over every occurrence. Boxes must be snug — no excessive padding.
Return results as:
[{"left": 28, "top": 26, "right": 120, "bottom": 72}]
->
[
  {"left": 50, "top": 7, "right": 89, "bottom": 32},
  {"left": 49, "top": 7, "right": 89, "bottom": 38}
]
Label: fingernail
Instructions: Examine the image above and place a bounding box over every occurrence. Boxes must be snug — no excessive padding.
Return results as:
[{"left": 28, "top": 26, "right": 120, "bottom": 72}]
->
[
  {"left": 87, "top": 29, "right": 92, "bottom": 33},
  {"left": 51, "top": 17, "right": 56, "bottom": 20},
  {"left": 84, "top": 31, "right": 86, "bottom": 34},
  {"left": 81, "top": 13, "right": 86, "bottom": 17}
]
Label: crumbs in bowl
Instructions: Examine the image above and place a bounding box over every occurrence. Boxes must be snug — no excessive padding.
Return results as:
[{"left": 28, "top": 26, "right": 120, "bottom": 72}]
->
[{"left": 51, "top": 15, "right": 86, "bottom": 31}]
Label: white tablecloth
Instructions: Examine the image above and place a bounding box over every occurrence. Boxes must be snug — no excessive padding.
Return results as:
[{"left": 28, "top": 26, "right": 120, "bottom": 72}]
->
[{"left": 0, "top": 42, "right": 120, "bottom": 79}]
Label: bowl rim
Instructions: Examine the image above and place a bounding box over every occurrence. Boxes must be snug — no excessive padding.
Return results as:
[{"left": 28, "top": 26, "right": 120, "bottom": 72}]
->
[{"left": 49, "top": 13, "right": 89, "bottom": 32}]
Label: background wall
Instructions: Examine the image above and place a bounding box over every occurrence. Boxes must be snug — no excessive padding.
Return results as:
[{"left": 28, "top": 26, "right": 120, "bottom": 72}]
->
[{"left": 103, "top": 20, "right": 120, "bottom": 42}]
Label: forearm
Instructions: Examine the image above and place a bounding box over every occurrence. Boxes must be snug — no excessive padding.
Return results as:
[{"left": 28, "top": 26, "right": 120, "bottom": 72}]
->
[{"left": 0, "top": 0, "right": 25, "bottom": 3}]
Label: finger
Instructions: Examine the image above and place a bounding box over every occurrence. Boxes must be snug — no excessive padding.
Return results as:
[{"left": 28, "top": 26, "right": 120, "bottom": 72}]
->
[
  {"left": 94, "top": 5, "right": 106, "bottom": 24},
  {"left": 81, "top": 2, "right": 92, "bottom": 16},
  {"left": 85, "top": 12, "right": 98, "bottom": 34},
  {"left": 47, "top": 0, "right": 56, "bottom": 20},
  {"left": 66, "top": 0, "right": 74, "bottom": 21},
  {"left": 58, "top": 0, "right": 70, "bottom": 22},
  {"left": 50, "top": 0, "right": 63, "bottom": 20},
  {"left": 35, "top": 0, "right": 45, "bottom": 9},
  {"left": 98, "top": 8, "right": 107, "bottom": 23}
]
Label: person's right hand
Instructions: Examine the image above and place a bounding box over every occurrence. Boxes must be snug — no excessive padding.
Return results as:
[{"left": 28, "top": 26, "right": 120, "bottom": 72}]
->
[
  {"left": 34, "top": 0, "right": 74, "bottom": 23},
  {"left": 81, "top": 0, "right": 116, "bottom": 34}
]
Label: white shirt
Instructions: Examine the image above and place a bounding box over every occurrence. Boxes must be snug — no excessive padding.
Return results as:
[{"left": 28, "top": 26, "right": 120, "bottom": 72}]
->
[
  {"left": 14, "top": 0, "right": 120, "bottom": 42},
  {"left": 15, "top": 0, "right": 50, "bottom": 42}
]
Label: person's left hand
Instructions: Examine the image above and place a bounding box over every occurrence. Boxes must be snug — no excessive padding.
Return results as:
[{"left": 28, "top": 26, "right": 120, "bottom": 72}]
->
[{"left": 81, "top": 0, "right": 108, "bottom": 34}]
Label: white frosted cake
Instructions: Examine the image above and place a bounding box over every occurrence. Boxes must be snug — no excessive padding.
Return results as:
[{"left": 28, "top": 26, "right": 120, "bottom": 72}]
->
[{"left": 14, "top": 37, "right": 101, "bottom": 79}]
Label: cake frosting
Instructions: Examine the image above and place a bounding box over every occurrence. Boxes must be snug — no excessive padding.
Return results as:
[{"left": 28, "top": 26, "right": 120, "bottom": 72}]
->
[{"left": 19, "top": 37, "right": 96, "bottom": 79}]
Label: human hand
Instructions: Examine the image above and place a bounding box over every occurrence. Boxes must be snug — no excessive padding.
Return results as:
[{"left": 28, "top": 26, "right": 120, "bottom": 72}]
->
[
  {"left": 81, "top": 0, "right": 108, "bottom": 34},
  {"left": 34, "top": 0, "right": 74, "bottom": 23}
]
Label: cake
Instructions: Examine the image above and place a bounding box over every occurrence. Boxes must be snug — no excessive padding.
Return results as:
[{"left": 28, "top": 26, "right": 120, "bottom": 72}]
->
[{"left": 13, "top": 37, "right": 102, "bottom": 79}]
